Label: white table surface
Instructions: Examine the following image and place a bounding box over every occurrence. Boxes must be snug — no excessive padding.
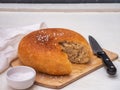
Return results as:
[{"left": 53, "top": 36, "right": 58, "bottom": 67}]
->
[{"left": 0, "top": 8, "right": 120, "bottom": 90}]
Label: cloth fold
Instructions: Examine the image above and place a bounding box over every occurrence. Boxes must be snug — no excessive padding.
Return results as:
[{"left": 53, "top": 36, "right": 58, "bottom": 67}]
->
[{"left": 0, "top": 22, "right": 47, "bottom": 73}]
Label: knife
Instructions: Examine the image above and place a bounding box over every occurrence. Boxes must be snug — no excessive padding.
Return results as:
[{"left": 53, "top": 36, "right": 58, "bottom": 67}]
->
[{"left": 89, "top": 35, "right": 117, "bottom": 75}]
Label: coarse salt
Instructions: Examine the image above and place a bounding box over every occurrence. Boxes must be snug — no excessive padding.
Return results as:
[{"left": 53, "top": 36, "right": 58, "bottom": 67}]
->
[{"left": 9, "top": 71, "right": 34, "bottom": 81}]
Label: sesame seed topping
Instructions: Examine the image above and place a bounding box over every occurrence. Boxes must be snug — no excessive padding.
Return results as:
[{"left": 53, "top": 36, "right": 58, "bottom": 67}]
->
[
  {"left": 36, "top": 30, "right": 64, "bottom": 43},
  {"left": 36, "top": 34, "right": 50, "bottom": 43}
]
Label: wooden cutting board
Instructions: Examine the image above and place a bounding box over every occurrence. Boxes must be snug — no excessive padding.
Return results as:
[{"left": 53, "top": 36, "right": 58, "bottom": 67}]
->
[{"left": 11, "top": 49, "right": 118, "bottom": 89}]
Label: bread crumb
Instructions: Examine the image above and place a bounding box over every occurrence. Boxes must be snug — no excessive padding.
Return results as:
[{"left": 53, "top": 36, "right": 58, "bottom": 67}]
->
[{"left": 59, "top": 41, "right": 89, "bottom": 64}]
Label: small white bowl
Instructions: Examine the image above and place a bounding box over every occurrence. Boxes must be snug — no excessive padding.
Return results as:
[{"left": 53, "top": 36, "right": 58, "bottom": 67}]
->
[{"left": 6, "top": 66, "right": 36, "bottom": 89}]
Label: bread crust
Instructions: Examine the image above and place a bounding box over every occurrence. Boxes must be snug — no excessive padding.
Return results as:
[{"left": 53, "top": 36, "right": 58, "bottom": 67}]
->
[{"left": 18, "top": 28, "right": 91, "bottom": 75}]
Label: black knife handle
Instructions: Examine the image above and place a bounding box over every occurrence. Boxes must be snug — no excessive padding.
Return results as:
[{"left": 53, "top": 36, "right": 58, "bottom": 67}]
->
[{"left": 97, "top": 51, "right": 117, "bottom": 75}]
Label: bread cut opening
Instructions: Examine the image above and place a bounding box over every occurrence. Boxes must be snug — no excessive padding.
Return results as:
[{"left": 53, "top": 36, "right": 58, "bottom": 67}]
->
[{"left": 59, "top": 41, "right": 89, "bottom": 64}]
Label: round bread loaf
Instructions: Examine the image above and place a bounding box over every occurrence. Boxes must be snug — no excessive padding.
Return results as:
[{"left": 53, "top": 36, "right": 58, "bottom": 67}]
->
[{"left": 18, "top": 28, "right": 91, "bottom": 75}]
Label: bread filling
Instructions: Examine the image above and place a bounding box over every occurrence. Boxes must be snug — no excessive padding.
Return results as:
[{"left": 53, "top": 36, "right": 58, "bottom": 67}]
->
[{"left": 59, "top": 41, "right": 89, "bottom": 64}]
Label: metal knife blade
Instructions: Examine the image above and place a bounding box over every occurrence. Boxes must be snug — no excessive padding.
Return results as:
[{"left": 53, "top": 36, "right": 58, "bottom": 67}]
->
[
  {"left": 89, "top": 35, "right": 103, "bottom": 55},
  {"left": 89, "top": 35, "right": 117, "bottom": 75}
]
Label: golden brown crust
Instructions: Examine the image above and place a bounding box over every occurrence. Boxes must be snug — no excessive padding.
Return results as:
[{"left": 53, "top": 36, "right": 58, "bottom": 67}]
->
[{"left": 18, "top": 28, "right": 91, "bottom": 75}]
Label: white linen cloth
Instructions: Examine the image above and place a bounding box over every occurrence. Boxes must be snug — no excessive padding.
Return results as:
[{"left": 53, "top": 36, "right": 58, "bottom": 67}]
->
[{"left": 0, "top": 22, "right": 47, "bottom": 73}]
